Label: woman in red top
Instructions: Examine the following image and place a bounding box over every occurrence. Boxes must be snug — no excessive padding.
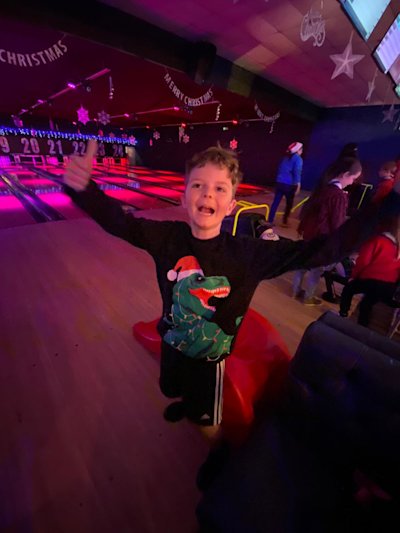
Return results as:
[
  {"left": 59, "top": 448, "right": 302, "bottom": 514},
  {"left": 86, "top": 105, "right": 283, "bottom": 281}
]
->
[{"left": 339, "top": 214, "right": 400, "bottom": 326}]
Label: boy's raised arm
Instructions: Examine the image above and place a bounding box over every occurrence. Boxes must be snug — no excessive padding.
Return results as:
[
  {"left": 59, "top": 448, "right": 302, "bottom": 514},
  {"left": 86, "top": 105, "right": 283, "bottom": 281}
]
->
[
  {"left": 255, "top": 182, "right": 400, "bottom": 280},
  {"left": 62, "top": 140, "right": 167, "bottom": 253}
]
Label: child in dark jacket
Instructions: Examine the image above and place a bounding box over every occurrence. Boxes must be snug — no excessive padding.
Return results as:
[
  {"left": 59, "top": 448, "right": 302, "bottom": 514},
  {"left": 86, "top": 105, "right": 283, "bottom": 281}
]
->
[
  {"left": 340, "top": 215, "right": 400, "bottom": 326},
  {"left": 293, "top": 157, "right": 362, "bottom": 305},
  {"left": 63, "top": 141, "right": 400, "bottom": 489}
]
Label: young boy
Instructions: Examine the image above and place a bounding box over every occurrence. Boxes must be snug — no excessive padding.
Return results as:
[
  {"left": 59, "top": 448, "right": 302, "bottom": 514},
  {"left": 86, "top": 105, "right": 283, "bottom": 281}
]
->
[
  {"left": 373, "top": 160, "right": 397, "bottom": 203},
  {"left": 64, "top": 141, "right": 400, "bottom": 488}
]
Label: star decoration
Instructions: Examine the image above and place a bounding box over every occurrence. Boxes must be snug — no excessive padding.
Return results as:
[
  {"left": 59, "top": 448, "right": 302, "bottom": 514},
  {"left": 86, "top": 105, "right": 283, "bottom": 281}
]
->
[
  {"left": 365, "top": 70, "right": 378, "bottom": 103},
  {"left": 330, "top": 34, "right": 364, "bottom": 80},
  {"left": 182, "top": 134, "right": 190, "bottom": 144},
  {"left": 77, "top": 106, "right": 90, "bottom": 125},
  {"left": 382, "top": 104, "right": 399, "bottom": 124},
  {"left": 230, "top": 138, "right": 238, "bottom": 150},
  {"left": 153, "top": 131, "right": 160, "bottom": 140},
  {"left": 97, "top": 110, "right": 110, "bottom": 126}
]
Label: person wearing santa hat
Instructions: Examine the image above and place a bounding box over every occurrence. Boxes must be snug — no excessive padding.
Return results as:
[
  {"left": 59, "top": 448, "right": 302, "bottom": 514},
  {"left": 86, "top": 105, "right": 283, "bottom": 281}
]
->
[
  {"left": 64, "top": 140, "right": 400, "bottom": 491},
  {"left": 268, "top": 141, "right": 304, "bottom": 227}
]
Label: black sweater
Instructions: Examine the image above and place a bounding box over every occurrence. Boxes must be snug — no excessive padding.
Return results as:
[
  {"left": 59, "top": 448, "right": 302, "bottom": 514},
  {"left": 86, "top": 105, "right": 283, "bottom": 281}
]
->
[{"left": 66, "top": 181, "right": 400, "bottom": 360}]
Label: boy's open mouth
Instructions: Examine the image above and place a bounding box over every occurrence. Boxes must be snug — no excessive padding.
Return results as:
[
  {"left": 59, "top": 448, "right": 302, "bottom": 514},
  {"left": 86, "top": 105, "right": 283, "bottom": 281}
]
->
[{"left": 198, "top": 206, "right": 215, "bottom": 215}]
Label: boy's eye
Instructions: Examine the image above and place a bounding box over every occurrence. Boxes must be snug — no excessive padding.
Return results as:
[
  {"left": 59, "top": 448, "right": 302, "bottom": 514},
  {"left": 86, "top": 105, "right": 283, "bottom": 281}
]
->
[
  {"left": 216, "top": 186, "right": 226, "bottom": 193},
  {"left": 192, "top": 183, "right": 201, "bottom": 189}
]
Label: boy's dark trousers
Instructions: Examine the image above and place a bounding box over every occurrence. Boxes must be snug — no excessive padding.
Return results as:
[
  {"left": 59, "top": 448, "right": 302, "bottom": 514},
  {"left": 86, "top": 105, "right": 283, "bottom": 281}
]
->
[
  {"left": 268, "top": 183, "right": 297, "bottom": 224},
  {"left": 340, "top": 279, "right": 397, "bottom": 327}
]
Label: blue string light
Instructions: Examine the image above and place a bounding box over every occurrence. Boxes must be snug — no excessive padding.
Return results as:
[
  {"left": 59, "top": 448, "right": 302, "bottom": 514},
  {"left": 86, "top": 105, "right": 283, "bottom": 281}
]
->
[{"left": 0, "top": 126, "right": 137, "bottom": 145}]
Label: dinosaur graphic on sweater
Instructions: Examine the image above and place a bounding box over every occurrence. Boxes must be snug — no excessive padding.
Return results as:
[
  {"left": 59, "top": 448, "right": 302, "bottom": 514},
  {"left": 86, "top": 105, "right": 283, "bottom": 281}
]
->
[{"left": 164, "top": 256, "right": 241, "bottom": 360}]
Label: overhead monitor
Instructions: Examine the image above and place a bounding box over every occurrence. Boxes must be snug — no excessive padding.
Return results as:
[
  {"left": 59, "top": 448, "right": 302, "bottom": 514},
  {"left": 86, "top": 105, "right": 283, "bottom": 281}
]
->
[
  {"left": 390, "top": 54, "right": 400, "bottom": 84},
  {"left": 340, "top": 0, "right": 391, "bottom": 40},
  {"left": 374, "top": 14, "right": 400, "bottom": 74}
]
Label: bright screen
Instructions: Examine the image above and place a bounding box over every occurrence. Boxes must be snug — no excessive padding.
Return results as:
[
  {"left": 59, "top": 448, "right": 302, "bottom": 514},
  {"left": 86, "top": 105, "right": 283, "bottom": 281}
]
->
[
  {"left": 340, "top": 0, "right": 391, "bottom": 40},
  {"left": 374, "top": 14, "right": 400, "bottom": 74}
]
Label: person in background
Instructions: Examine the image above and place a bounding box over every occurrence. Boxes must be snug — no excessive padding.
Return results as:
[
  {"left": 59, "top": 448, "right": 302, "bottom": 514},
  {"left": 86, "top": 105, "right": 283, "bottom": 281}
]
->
[
  {"left": 373, "top": 160, "right": 397, "bottom": 203},
  {"left": 293, "top": 157, "right": 362, "bottom": 305},
  {"left": 267, "top": 142, "right": 303, "bottom": 227},
  {"left": 339, "top": 214, "right": 400, "bottom": 327}
]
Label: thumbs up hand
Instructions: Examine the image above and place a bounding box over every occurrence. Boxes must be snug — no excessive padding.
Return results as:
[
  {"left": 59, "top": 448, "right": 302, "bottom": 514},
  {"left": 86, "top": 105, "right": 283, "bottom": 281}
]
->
[{"left": 64, "top": 139, "right": 97, "bottom": 192}]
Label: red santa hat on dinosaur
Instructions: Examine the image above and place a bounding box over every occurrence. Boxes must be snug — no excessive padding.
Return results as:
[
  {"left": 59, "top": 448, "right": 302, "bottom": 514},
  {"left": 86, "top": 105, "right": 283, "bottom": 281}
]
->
[{"left": 167, "top": 255, "right": 204, "bottom": 282}]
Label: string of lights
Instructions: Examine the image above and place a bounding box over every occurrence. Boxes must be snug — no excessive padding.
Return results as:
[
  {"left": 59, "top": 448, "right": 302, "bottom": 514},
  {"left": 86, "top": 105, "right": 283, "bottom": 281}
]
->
[{"left": 0, "top": 127, "right": 136, "bottom": 145}]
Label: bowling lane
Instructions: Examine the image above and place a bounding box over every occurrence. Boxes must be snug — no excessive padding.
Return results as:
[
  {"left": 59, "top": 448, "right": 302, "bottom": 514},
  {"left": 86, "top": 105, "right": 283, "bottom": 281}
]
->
[
  {"left": 94, "top": 176, "right": 182, "bottom": 205},
  {"left": 17, "top": 171, "right": 62, "bottom": 192},
  {"left": 33, "top": 167, "right": 178, "bottom": 210},
  {"left": 0, "top": 193, "right": 37, "bottom": 229},
  {"left": 96, "top": 164, "right": 267, "bottom": 197},
  {"left": 35, "top": 192, "right": 90, "bottom": 220},
  {"left": 91, "top": 178, "right": 172, "bottom": 210},
  {"left": 13, "top": 169, "right": 88, "bottom": 220}
]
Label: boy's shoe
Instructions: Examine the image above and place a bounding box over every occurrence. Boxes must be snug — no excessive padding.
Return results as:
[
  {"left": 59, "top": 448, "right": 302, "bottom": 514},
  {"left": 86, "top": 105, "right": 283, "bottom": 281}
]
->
[
  {"left": 196, "top": 441, "right": 231, "bottom": 492},
  {"left": 302, "top": 296, "right": 322, "bottom": 306},
  {"left": 163, "top": 401, "right": 186, "bottom": 422}
]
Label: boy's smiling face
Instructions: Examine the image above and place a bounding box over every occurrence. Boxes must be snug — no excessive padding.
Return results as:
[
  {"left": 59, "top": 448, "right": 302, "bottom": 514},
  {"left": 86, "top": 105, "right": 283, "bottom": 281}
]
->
[{"left": 182, "top": 162, "right": 237, "bottom": 239}]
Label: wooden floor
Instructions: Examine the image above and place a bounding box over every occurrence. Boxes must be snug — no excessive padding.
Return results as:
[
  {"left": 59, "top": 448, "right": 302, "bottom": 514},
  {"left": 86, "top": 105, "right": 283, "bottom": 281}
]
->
[{"left": 0, "top": 195, "right": 393, "bottom": 533}]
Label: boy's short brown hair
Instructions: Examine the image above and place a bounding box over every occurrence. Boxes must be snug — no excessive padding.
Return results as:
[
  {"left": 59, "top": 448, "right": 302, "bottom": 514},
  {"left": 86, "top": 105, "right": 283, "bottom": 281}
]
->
[{"left": 185, "top": 145, "right": 243, "bottom": 192}]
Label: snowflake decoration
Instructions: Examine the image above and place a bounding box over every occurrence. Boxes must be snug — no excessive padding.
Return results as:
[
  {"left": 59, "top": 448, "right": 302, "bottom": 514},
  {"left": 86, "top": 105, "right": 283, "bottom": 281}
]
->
[
  {"left": 230, "top": 138, "right": 238, "bottom": 150},
  {"left": 153, "top": 131, "right": 160, "bottom": 140},
  {"left": 182, "top": 134, "right": 190, "bottom": 144},
  {"left": 77, "top": 106, "right": 90, "bottom": 125},
  {"left": 97, "top": 110, "right": 110, "bottom": 125},
  {"left": 330, "top": 33, "right": 364, "bottom": 80}
]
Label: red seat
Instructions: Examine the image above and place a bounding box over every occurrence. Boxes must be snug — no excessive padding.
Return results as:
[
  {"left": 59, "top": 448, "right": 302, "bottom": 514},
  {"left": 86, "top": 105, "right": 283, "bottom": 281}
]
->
[{"left": 132, "top": 308, "right": 290, "bottom": 445}]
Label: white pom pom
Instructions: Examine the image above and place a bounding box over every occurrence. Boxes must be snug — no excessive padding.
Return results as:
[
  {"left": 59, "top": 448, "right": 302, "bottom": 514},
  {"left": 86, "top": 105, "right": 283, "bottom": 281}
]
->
[{"left": 167, "top": 270, "right": 177, "bottom": 281}]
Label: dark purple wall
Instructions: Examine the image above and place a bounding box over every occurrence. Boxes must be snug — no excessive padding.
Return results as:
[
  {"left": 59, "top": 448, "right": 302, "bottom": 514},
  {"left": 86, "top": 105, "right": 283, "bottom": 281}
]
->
[
  {"left": 303, "top": 106, "right": 400, "bottom": 191},
  {"left": 133, "top": 113, "right": 314, "bottom": 186}
]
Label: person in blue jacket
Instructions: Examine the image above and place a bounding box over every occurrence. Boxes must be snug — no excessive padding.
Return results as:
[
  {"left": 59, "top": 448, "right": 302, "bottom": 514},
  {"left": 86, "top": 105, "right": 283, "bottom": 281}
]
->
[{"left": 268, "top": 142, "right": 303, "bottom": 227}]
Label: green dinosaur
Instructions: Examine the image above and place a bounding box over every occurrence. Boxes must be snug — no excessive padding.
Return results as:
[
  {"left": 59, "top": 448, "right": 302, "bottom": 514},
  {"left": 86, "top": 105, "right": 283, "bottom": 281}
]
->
[{"left": 164, "top": 272, "right": 240, "bottom": 360}]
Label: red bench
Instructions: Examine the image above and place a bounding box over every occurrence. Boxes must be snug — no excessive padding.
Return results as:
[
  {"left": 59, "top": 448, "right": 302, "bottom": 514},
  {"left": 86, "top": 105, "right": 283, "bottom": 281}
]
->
[{"left": 133, "top": 308, "right": 290, "bottom": 444}]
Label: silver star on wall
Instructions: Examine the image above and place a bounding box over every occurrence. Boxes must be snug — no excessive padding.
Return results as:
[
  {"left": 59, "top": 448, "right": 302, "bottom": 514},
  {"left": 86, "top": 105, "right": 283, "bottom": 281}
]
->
[
  {"left": 330, "top": 34, "right": 364, "bottom": 80},
  {"left": 382, "top": 104, "right": 399, "bottom": 123}
]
